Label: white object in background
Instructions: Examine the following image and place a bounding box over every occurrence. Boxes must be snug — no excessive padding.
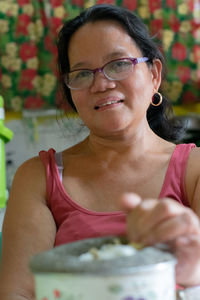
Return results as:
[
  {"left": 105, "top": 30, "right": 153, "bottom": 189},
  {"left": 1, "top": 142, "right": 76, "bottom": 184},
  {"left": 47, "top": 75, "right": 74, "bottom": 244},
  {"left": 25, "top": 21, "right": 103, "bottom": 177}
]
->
[
  {"left": 178, "top": 286, "right": 200, "bottom": 300},
  {"left": 0, "top": 108, "right": 5, "bottom": 120},
  {"left": 0, "top": 207, "right": 6, "bottom": 231},
  {"left": 194, "top": 0, "right": 200, "bottom": 24}
]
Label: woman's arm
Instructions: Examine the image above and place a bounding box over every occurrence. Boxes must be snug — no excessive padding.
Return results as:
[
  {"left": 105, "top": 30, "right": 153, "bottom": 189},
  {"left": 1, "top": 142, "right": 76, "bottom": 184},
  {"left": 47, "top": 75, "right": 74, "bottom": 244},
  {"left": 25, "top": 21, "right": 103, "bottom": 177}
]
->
[
  {"left": 121, "top": 193, "right": 200, "bottom": 287},
  {"left": 121, "top": 147, "right": 200, "bottom": 287},
  {"left": 0, "top": 157, "right": 57, "bottom": 300}
]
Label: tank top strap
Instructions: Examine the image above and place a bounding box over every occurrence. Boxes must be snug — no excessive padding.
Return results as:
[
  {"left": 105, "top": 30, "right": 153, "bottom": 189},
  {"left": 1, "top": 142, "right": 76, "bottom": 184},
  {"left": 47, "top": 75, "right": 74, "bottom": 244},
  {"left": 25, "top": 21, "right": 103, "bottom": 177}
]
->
[
  {"left": 54, "top": 151, "right": 64, "bottom": 182},
  {"left": 39, "top": 148, "right": 58, "bottom": 201},
  {"left": 159, "top": 143, "right": 196, "bottom": 206}
]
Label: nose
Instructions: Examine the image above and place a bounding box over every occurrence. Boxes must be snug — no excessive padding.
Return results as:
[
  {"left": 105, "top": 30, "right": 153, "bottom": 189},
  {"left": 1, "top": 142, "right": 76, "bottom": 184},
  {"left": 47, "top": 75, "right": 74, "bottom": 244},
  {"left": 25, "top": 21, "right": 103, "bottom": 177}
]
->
[{"left": 89, "top": 70, "right": 116, "bottom": 93}]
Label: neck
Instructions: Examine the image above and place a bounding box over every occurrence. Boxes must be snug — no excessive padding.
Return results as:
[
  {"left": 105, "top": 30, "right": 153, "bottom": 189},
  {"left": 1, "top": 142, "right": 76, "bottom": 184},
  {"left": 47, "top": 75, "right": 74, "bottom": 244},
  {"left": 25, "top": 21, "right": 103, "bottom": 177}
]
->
[{"left": 85, "top": 124, "right": 161, "bottom": 160}]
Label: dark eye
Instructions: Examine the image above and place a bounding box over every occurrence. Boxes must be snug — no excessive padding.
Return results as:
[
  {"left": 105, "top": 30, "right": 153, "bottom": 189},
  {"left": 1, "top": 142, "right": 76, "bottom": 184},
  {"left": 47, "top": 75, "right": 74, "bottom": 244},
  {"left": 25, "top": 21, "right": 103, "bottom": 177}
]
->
[
  {"left": 108, "top": 60, "right": 132, "bottom": 72},
  {"left": 74, "top": 70, "right": 91, "bottom": 80}
]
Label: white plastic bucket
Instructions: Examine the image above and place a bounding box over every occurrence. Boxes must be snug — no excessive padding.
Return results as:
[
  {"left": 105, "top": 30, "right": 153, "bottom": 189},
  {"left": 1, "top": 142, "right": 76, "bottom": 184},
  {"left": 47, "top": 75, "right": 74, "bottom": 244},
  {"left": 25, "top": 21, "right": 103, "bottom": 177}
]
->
[{"left": 30, "top": 236, "right": 176, "bottom": 300}]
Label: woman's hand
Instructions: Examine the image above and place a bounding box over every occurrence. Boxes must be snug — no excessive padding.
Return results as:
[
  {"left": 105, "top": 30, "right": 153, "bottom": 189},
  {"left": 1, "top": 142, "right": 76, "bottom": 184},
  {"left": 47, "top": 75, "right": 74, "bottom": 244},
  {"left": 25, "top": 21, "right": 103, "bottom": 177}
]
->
[{"left": 121, "top": 193, "right": 200, "bottom": 287}]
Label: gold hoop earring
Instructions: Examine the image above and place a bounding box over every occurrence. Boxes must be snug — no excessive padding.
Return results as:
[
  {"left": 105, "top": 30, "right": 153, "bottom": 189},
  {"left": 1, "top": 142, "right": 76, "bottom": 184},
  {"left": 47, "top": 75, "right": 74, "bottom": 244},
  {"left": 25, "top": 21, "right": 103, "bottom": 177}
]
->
[{"left": 151, "top": 92, "right": 162, "bottom": 106}]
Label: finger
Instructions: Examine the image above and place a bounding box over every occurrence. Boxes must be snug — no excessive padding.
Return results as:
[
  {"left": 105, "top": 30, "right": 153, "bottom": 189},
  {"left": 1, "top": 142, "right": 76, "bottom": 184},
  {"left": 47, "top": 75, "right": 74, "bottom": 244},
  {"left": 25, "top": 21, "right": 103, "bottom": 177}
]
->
[
  {"left": 175, "top": 234, "right": 200, "bottom": 250},
  {"left": 140, "top": 211, "right": 200, "bottom": 244},
  {"left": 137, "top": 200, "right": 189, "bottom": 238},
  {"left": 120, "top": 193, "right": 142, "bottom": 212},
  {"left": 126, "top": 199, "right": 186, "bottom": 243},
  {"left": 173, "top": 235, "right": 200, "bottom": 285},
  {"left": 126, "top": 199, "right": 159, "bottom": 241}
]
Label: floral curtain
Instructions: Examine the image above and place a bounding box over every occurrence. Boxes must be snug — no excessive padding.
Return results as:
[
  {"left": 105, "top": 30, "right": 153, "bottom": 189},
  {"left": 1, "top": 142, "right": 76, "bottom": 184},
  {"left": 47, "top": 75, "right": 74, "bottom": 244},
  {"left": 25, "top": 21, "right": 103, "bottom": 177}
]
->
[{"left": 0, "top": 0, "right": 199, "bottom": 112}]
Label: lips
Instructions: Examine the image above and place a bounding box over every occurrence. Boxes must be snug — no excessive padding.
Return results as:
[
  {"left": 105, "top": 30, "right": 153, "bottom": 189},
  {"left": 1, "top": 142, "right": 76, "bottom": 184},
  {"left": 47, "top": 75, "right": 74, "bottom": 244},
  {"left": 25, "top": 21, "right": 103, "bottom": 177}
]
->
[{"left": 94, "top": 98, "right": 124, "bottom": 110}]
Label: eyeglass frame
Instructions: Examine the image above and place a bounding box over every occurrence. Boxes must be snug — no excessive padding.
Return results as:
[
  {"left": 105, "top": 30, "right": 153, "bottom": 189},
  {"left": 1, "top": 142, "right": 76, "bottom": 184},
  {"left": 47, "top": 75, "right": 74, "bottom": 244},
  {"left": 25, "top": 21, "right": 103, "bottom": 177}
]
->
[{"left": 64, "top": 57, "right": 149, "bottom": 90}]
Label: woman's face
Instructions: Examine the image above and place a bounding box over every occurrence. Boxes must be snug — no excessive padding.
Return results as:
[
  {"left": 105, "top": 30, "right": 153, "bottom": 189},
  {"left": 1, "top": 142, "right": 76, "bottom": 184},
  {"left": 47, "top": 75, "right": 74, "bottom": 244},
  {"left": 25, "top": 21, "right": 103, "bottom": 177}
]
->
[{"left": 68, "top": 20, "right": 162, "bottom": 137}]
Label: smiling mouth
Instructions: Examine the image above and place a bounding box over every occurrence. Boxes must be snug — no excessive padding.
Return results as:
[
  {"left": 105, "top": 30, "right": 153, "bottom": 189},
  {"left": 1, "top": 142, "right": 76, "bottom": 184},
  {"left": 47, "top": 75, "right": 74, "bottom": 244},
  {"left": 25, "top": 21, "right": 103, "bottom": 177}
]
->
[{"left": 94, "top": 99, "right": 124, "bottom": 110}]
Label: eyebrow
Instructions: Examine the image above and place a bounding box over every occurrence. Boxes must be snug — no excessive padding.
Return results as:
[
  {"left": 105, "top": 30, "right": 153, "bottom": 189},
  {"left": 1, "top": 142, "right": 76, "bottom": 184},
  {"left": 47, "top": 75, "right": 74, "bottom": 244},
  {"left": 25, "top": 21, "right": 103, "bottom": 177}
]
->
[{"left": 70, "top": 50, "right": 129, "bottom": 70}]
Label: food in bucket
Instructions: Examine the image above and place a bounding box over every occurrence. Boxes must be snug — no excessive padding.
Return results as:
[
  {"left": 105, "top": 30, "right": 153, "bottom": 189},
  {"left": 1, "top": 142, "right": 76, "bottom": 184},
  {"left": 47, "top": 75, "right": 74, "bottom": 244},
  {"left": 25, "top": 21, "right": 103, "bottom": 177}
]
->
[{"left": 79, "top": 239, "right": 138, "bottom": 261}]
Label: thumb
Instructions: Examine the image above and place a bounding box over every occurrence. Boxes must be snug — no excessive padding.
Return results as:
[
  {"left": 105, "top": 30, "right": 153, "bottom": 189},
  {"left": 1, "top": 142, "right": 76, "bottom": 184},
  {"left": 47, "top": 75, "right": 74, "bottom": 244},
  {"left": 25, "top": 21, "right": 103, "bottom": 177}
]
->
[{"left": 120, "top": 193, "right": 142, "bottom": 212}]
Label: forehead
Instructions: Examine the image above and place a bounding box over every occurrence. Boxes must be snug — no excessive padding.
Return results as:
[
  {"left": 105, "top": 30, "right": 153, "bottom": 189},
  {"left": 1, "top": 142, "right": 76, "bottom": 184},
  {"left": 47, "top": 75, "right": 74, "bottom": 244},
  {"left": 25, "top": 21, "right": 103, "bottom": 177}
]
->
[{"left": 68, "top": 20, "right": 141, "bottom": 67}]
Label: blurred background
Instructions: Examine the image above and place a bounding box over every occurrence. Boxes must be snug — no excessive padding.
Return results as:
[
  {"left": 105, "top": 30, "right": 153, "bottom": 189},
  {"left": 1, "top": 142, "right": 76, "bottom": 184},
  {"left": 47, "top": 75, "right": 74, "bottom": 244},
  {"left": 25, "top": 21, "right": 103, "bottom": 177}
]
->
[{"left": 0, "top": 0, "right": 200, "bottom": 193}]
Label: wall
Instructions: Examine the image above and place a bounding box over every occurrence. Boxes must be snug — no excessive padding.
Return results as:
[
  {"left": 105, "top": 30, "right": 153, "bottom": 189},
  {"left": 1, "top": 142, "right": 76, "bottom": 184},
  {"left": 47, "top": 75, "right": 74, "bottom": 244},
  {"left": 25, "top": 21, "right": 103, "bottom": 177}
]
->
[{"left": 5, "top": 112, "right": 89, "bottom": 190}]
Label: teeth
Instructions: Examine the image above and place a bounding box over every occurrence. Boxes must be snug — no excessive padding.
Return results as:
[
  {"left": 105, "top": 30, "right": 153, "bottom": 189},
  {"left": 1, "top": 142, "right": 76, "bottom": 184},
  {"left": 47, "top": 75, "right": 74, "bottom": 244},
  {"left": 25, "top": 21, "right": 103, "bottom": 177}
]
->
[
  {"left": 100, "top": 101, "right": 116, "bottom": 107},
  {"left": 96, "top": 100, "right": 123, "bottom": 109}
]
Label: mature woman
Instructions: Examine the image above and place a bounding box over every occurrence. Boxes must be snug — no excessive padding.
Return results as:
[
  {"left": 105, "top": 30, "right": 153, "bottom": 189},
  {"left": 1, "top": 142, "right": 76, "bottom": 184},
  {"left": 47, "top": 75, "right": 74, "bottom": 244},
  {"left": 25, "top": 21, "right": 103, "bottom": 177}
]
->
[{"left": 0, "top": 4, "right": 200, "bottom": 300}]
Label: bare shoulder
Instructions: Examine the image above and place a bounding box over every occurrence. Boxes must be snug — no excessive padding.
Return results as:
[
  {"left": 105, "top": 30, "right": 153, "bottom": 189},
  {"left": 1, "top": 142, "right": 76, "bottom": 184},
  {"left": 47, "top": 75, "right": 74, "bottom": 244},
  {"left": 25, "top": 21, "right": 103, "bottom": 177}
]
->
[
  {"left": 187, "top": 146, "right": 200, "bottom": 175},
  {"left": 185, "top": 146, "right": 200, "bottom": 214},
  {"left": 5, "top": 154, "right": 51, "bottom": 231},
  {"left": 14, "top": 155, "right": 45, "bottom": 183},
  {"left": 9, "top": 155, "right": 46, "bottom": 203},
  {"left": 4, "top": 154, "right": 56, "bottom": 240}
]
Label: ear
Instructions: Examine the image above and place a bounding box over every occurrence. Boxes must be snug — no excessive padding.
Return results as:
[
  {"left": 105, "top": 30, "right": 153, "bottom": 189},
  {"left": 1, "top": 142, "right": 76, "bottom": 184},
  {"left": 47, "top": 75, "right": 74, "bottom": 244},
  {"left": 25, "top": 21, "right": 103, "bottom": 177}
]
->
[{"left": 150, "top": 59, "right": 162, "bottom": 91}]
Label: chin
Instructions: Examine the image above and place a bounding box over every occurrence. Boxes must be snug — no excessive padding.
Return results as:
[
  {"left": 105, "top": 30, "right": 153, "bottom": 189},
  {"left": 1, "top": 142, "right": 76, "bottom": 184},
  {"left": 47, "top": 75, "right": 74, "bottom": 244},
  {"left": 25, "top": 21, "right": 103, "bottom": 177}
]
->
[{"left": 93, "top": 124, "right": 130, "bottom": 138}]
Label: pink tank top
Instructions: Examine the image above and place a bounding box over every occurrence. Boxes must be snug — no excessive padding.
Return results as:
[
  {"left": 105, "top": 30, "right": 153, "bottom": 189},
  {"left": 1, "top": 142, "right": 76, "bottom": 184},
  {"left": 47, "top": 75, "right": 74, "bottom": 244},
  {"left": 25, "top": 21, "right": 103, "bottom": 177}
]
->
[{"left": 39, "top": 143, "right": 195, "bottom": 247}]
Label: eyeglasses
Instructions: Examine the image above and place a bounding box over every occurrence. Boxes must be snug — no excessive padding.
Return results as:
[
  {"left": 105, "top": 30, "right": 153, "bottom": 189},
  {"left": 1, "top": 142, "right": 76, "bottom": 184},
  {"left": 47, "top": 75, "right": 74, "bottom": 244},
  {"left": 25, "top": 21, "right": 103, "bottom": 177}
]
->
[{"left": 64, "top": 57, "right": 149, "bottom": 90}]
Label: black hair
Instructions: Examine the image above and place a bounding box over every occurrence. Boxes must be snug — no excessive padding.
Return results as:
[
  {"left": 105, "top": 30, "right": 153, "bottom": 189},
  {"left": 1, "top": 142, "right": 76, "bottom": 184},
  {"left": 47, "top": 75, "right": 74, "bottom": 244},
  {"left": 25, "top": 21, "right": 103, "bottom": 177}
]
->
[{"left": 57, "top": 4, "right": 184, "bottom": 142}]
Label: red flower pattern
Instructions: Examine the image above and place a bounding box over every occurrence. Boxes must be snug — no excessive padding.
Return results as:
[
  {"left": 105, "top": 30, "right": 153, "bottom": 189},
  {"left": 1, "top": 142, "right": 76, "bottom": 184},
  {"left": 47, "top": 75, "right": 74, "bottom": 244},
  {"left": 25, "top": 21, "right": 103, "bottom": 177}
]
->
[
  {"left": 40, "top": 8, "right": 48, "bottom": 27},
  {"left": 17, "top": 0, "right": 30, "bottom": 7},
  {"left": 123, "top": 0, "right": 137, "bottom": 11},
  {"left": 71, "top": 0, "right": 84, "bottom": 6},
  {"left": 166, "top": 0, "right": 176, "bottom": 9},
  {"left": 182, "top": 91, "right": 198, "bottom": 104},
  {"left": 188, "top": 0, "right": 194, "bottom": 12},
  {"left": 193, "top": 45, "right": 200, "bottom": 63},
  {"left": 50, "top": 0, "right": 63, "bottom": 7},
  {"left": 148, "top": 0, "right": 162, "bottom": 13},
  {"left": 49, "top": 17, "right": 63, "bottom": 35},
  {"left": 19, "top": 69, "right": 37, "bottom": 90},
  {"left": 169, "top": 15, "right": 180, "bottom": 32},
  {"left": 16, "top": 14, "right": 31, "bottom": 36},
  {"left": 172, "top": 42, "right": 187, "bottom": 61},
  {"left": 97, "top": 0, "right": 115, "bottom": 4},
  {"left": 150, "top": 19, "right": 163, "bottom": 39},
  {"left": 44, "top": 36, "right": 57, "bottom": 55},
  {"left": 177, "top": 66, "right": 191, "bottom": 83},
  {"left": 191, "top": 20, "right": 200, "bottom": 32},
  {"left": 24, "top": 96, "right": 45, "bottom": 109},
  {"left": 19, "top": 43, "right": 37, "bottom": 62}
]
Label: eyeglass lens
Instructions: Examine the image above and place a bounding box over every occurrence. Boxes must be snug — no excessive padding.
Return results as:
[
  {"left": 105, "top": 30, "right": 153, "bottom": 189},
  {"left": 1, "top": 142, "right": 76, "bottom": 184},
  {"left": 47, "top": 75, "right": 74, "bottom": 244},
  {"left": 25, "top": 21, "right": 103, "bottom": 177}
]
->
[{"left": 66, "top": 57, "right": 147, "bottom": 90}]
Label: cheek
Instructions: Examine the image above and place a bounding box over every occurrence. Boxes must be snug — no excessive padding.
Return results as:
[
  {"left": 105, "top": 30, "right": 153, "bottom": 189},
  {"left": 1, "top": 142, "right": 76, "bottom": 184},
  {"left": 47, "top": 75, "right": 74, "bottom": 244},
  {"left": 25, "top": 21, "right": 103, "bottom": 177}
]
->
[
  {"left": 135, "top": 67, "right": 152, "bottom": 86},
  {"left": 70, "top": 91, "right": 83, "bottom": 108},
  {"left": 70, "top": 91, "right": 89, "bottom": 115},
  {"left": 124, "top": 70, "right": 153, "bottom": 111},
  {"left": 129, "top": 69, "right": 154, "bottom": 96}
]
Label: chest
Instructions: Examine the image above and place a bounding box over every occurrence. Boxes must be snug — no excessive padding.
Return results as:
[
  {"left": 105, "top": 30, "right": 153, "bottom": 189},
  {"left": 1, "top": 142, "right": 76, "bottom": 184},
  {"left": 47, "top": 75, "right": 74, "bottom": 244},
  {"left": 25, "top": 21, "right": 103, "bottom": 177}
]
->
[{"left": 62, "top": 157, "right": 169, "bottom": 212}]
